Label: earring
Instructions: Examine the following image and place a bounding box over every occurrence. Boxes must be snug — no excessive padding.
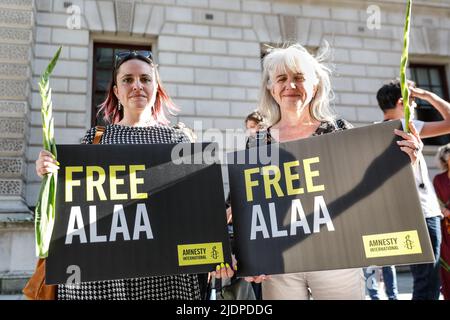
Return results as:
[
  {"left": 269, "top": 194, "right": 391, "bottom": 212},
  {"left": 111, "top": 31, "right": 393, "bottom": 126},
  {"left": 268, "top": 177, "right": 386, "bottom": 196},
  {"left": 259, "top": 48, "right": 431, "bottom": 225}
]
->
[{"left": 118, "top": 101, "right": 122, "bottom": 111}]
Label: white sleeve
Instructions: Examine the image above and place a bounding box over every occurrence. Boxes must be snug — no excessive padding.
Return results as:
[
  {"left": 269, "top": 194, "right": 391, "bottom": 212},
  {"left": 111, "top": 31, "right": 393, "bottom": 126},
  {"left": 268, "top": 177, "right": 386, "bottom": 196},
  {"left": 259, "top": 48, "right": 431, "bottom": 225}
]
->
[{"left": 401, "top": 118, "right": 424, "bottom": 134}]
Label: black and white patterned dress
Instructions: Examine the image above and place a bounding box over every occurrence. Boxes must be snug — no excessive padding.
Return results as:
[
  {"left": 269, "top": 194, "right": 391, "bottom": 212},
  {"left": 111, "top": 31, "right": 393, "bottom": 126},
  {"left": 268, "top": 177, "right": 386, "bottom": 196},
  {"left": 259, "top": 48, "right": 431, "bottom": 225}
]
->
[
  {"left": 247, "top": 119, "right": 353, "bottom": 148},
  {"left": 57, "top": 124, "right": 202, "bottom": 300}
]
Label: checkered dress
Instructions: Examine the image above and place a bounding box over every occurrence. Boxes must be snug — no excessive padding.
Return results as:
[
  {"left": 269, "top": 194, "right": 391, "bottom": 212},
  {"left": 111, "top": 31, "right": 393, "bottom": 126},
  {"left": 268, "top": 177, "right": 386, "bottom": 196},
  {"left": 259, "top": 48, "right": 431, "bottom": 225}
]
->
[
  {"left": 247, "top": 119, "right": 353, "bottom": 148},
  {"left": 57, "top": 124, "right": 202, "bottom": 300}
]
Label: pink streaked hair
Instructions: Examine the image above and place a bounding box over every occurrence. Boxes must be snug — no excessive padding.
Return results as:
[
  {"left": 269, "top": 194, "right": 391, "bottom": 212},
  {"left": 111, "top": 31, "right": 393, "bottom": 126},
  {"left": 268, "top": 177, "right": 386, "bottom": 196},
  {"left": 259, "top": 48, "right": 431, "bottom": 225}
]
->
[{"left": 97, "top": 55, "right": 178, "bottom": 125}]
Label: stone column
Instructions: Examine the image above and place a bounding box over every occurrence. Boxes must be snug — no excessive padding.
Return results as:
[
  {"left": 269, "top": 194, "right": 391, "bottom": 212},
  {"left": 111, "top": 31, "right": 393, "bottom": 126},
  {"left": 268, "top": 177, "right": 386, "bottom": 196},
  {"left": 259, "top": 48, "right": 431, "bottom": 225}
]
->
[
  {"left": 0, "top": 0, "right": 34, "bottom": 218},
  {"left": 0, "top": 0, "right": 36, "bottom": 292}
]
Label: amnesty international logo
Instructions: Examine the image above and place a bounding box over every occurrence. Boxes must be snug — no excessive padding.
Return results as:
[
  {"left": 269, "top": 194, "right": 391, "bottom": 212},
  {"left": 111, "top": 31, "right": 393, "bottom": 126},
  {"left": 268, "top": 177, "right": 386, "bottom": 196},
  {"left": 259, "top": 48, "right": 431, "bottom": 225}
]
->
[
  {"left": 177, "top": 242, "right": 224, "bottom": 266},
  {"left": 404, "top": 235, "right": 414, "bottom": 250},
  {"left": 211, "top": 245, "right": 219, "bottom": 260},
  {"left": 362, "top": 230, "right": 422, "bottom": 258}
]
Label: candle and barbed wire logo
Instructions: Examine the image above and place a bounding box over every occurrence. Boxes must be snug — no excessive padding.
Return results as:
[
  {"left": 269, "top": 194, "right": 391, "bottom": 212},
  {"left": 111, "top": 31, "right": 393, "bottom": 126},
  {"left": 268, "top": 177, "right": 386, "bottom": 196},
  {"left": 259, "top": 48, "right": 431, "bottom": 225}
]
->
[
  {"left": 404, "top": 234, "right": 414, "bottom": 250},
  {"left": 211, "top": 245, "right": 219, "bottom": 260}
]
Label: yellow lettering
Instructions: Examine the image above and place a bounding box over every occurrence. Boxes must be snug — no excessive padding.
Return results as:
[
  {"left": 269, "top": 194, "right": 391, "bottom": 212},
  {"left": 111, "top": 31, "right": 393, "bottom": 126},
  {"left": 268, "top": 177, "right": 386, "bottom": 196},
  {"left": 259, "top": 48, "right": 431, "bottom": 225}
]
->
[
  {"left": 65, "top": 166, "right": 83, "bottom": 202},
  {"left": 86, "top": 166, "right": 107, "bottom": 202},
  {"left": 244, "top": 167, "right": 260, "bottom": 202},
  {"left": 130, "top": 165, "right": 148, "bottom": 199},
  {"left": 109, "top": 165, "right": 128, "bottom": 200},
  {"left": 303, "top": 157, "right": 324, "bottom": 193},
  {"left": 262, "top": 165, "right": 284, "bottom": 199},
  {"left": 284, "top": 161, "right": 304, "bottom": 195}
]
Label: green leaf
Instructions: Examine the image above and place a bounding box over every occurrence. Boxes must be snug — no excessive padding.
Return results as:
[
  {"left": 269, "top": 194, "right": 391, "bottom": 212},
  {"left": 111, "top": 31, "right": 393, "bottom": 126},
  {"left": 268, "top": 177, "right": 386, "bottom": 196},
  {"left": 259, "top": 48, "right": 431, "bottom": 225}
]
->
[
  {"left": 39, "top": 47, "right": 61, "bottom": 89},
  {"left": 35, "top": 46, "right": 61, "bottom": 258},
  {"left": 400, "top": 0, "right": 412, "bottom": 132}
]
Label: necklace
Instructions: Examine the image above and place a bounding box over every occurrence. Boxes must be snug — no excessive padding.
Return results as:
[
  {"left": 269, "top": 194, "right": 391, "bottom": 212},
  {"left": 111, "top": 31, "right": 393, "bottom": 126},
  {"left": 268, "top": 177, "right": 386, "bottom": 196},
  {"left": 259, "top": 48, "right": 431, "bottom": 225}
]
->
[{"left": 117, "top": 119, "right": 157, "bottom": 127}]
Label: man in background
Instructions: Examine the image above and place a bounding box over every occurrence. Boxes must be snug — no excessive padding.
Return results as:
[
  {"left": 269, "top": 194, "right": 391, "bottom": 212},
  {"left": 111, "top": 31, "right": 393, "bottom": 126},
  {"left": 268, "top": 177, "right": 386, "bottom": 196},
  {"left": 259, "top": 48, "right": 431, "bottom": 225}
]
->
[{"left": 376, "top": 79, "right": 450, "bottom": 299}]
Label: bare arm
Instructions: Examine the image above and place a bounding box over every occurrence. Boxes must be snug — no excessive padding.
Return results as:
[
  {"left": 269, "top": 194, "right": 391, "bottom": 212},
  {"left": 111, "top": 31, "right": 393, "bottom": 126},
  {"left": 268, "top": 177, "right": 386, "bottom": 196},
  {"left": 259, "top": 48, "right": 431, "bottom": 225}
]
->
[{"left": 410, "top": 86, "right": 450, "bottom": 138}]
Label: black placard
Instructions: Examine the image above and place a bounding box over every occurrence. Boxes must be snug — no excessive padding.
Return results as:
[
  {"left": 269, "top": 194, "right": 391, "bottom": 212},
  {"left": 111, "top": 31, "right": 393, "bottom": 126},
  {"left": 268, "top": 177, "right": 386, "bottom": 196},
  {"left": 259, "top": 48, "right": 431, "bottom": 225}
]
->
[
  {"left": 227, "top": 121, "right": 434, "bottom": 276},
  {"left": 46, "top": 143, "right": 232, "bottom": 284}
]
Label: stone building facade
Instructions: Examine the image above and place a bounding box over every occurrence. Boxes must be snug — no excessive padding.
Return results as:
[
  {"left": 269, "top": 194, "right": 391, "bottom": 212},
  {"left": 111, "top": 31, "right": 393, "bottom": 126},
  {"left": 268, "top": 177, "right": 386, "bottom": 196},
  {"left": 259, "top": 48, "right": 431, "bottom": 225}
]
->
[{"left": 1, "top": 0, "right": 449, "bottom": 293}]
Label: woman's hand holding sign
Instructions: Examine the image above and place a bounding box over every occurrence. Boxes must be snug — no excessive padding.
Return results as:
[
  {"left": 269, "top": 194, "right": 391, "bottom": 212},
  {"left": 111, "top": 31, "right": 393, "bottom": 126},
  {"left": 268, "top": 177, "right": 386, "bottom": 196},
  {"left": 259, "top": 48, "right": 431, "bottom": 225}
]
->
[
  {"left": 36, "top": 149, "right": 59, "bottom": 178},
  {"left": 210, "top": 255, "right": 237, "bottom": 279},
  {"left": 395, "top": 121, "right": 423, "bottom": 165}
]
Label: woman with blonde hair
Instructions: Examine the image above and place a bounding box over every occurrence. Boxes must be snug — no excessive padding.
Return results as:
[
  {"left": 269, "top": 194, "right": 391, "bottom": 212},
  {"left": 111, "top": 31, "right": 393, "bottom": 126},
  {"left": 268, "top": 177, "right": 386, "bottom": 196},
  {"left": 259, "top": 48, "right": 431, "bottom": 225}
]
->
[{"left": 242, "top": 43, "right": 424, "bottom": 299}]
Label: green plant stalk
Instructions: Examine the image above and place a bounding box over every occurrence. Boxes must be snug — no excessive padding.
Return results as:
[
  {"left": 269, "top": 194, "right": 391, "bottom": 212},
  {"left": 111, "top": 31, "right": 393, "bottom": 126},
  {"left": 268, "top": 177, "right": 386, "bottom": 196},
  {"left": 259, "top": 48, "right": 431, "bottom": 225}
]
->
[
  {"left": 35, "top": 46, "right": 61, "bottom": 258},
  {"left": 400, "top": 0, "right": 412, "bottom": 132}
]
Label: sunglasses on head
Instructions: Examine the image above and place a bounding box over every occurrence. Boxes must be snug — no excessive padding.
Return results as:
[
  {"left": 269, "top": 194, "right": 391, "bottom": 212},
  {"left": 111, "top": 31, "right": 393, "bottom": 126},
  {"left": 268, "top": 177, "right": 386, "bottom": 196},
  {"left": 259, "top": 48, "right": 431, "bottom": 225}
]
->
[{"left": 114, "top": 50, "right": 153, "bottom": 68}]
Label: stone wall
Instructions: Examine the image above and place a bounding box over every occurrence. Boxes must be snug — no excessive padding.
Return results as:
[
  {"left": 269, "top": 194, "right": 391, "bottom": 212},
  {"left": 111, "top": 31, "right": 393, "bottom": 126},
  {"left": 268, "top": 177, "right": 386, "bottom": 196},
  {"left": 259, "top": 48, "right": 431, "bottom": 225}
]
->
[
  {"left": 0, "top": 0, "right": 33, "bottom": 218},
  {"left": 0, "top": 0, "right": 36, "bottom": 285}
]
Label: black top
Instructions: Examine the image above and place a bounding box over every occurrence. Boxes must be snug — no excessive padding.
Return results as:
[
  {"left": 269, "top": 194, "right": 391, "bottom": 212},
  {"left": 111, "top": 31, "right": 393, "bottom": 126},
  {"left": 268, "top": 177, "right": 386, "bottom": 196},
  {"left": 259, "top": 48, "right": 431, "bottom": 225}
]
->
[{"left": 247, "top": 119, "right": 353, "bottom": 148}]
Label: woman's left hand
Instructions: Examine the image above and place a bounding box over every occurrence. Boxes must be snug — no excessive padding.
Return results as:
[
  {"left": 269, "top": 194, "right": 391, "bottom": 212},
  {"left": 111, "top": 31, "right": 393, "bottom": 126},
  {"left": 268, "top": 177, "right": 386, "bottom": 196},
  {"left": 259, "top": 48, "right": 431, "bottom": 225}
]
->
[{"left": 394, "top": 121, "right": 423, "bottom": 165}]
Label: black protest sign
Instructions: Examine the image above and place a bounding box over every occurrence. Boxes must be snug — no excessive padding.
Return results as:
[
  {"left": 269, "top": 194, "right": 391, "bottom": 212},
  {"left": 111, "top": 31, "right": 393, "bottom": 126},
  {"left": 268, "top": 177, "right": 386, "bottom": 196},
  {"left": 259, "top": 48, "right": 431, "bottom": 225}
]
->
[
  {"left": 227, "top": 120, "right": 434, "bottom": 277},
  {"left": 46, "top": 143, "right": 232, "bottom": 284}
]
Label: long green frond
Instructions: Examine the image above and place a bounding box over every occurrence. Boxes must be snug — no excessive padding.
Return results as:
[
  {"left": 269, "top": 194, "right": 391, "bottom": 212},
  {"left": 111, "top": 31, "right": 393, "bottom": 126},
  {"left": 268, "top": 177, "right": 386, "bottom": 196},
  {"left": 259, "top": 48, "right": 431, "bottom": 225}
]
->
[
  {"left": 400, "top": 0, "right": 412, "bottom": 132},
  {"left": 35, "top": 46, "right": 62, "bottom": 258}
]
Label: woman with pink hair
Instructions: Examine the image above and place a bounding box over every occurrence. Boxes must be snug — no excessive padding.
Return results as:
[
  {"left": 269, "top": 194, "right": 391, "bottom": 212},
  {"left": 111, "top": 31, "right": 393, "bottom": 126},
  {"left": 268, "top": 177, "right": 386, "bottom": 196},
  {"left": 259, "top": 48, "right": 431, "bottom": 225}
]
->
[{"left": 35, "top": 51, "right": 234, "bottom": 299}]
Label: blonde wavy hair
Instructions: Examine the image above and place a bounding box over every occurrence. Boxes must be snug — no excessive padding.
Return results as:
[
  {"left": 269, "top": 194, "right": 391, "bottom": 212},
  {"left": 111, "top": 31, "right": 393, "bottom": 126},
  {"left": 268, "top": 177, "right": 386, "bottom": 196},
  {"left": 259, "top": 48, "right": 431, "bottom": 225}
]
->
[
  {"left": 258, "top": 42, "right": 335, "bottom": 126},
  {"left": 436, "top": 143, "right": 450, "bottom": 171}
]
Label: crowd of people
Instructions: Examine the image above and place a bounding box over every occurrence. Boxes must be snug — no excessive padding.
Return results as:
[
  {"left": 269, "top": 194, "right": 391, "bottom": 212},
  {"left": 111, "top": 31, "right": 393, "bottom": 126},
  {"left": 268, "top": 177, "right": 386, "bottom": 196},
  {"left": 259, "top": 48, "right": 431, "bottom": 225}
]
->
[{"left": 34, "top": 43, "right": 450, "bottom": 300}]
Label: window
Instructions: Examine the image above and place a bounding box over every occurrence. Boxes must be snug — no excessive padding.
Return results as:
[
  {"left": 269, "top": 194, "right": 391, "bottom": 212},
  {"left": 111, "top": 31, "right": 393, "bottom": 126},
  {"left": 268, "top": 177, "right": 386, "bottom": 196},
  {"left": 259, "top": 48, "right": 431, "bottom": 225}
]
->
[
  {"left": 410, "top": 64, "right": 450, "bottom": 145},
  {"left": 91, "top": 43, "right": 152, "bottom": 126}
]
